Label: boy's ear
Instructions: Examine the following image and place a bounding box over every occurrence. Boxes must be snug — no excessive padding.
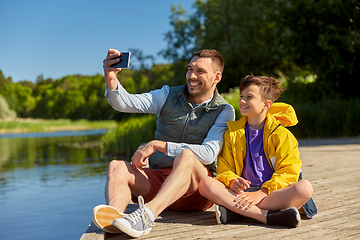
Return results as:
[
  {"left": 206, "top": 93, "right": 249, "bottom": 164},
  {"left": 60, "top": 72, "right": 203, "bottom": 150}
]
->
[{"left": 264, "top": 100, "right": 272, "bottom": 110}]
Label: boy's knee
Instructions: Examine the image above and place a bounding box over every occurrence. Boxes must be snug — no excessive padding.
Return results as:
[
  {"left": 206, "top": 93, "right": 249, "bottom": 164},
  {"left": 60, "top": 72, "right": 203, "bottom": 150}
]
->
[{"left": 296, "top": 179, "right": 313, "bottom": 199}]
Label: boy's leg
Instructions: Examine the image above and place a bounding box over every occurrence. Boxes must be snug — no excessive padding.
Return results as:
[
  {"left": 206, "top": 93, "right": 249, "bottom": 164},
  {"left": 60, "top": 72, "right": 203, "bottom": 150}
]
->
[
  {"left": 199, "top": 177, "right": 268, "bottom": 223},
  {"left": 199, "top": 178, "right": 312, "bottom": 227},
  {"left": 257, "top": 180, "right": 313, "bottom": 211}
]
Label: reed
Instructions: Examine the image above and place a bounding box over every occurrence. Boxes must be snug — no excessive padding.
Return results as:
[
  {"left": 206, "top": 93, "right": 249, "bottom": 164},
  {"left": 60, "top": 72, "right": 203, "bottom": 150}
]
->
[{"left": 100, "top": 114, "right": 157, "bottom": 156}]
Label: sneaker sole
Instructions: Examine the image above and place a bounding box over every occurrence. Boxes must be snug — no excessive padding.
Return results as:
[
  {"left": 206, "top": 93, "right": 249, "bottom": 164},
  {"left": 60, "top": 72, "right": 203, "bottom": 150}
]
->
[
  {"left": 215, "top": 205, "right": 222, "bottom": 224},
  {"left": 92, "top": 205, "right": 124, "bottom": 233},
  {"left": 289, "top": 206, "right": 301, "bottom": 228}
]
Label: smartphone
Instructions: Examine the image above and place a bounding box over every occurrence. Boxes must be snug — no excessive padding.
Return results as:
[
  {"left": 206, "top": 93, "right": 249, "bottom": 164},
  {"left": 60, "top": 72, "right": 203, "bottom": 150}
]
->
[{"left": 110, "top": 52, "right": 131, "bottom": 68}]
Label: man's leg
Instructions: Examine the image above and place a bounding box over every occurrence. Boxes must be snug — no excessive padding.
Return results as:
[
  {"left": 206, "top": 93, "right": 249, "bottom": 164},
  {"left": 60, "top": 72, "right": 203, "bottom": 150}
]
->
[
  {"left": 105, "top": 160, "right": 152, "bottom": 212},
  {"left": 112, "top": 149, "right": 209, "bottom": 237},
  {"left": 145, "top": 148, "right": 209, "bottom": 218},
  {"left": 93, "top": 160, "right": 152, "bottom": 233}
]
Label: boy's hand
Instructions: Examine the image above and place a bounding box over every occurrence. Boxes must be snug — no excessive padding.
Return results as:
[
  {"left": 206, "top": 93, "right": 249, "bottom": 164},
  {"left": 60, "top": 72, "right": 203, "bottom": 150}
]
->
[
  {"left": 229, "top": 177, "right": 251, "bottom": 194},
  {"left": 233, "top": 189, "right": 267, "bottom": 210}
]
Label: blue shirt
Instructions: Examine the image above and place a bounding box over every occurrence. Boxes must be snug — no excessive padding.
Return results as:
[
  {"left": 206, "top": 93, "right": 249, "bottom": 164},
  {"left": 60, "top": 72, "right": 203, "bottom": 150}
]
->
[
  {"left": 242, "top": 123, "right": 273, "bottom": 186},
  {"left": 104, "top": 80, "right": 235, "bottom": 165}
]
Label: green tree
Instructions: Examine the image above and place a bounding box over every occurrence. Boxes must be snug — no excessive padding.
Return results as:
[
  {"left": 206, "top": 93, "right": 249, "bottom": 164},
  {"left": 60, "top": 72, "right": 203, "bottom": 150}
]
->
[
  {"left": 159, "top": 3, "right": 200, "bottom": 87},
  {"left": 0, "top": 95, "right": 16, "bottom": 119},
  {"left": 273, "top": 0, "right": 360, "bottom": 99}
]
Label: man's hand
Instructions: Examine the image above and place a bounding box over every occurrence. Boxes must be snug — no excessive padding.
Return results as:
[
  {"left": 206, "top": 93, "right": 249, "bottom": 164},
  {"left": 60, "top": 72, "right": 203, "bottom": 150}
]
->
[
  {"left": 229, "top": 177, "right": 251, "bottom": 194},
  {"left": 131, "top": 140, "right": 167, "bottom": 169},
  {"left": 103, "top": 49, "right": 122, "bottom": 90},
  {"left": 233, "top": 189, "right": 267, "bottom": 210}
]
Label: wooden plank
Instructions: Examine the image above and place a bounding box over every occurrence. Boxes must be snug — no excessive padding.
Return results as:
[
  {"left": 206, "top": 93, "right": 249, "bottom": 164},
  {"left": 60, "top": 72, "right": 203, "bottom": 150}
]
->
[
  {"left": 80, "top": 138, "right": 360, "bottom": 239},
  {"left": 80, "top": 222, "right": 104, "bottom": 240}
]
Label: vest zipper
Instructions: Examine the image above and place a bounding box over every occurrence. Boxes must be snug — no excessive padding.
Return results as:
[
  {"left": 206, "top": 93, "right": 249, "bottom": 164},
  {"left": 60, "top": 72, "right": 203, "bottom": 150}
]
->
[{"left": 182, "top": 107, "right": 194, "bottom": 142}]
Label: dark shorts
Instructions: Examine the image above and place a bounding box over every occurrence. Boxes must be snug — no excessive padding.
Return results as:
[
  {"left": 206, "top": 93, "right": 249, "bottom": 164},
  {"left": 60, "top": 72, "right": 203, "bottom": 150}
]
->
[{"left": 132, "top": 168, "right": 214, "bottom": 211}]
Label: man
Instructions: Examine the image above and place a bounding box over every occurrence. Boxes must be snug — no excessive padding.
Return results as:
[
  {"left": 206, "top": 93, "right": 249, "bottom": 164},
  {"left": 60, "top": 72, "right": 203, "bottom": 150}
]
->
[{"left": 92, "top": 48, "right": 235, "bottom": 238}]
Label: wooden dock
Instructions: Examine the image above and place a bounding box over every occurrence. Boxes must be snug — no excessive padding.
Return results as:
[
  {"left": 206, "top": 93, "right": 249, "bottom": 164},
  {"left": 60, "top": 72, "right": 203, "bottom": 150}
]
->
[{"left": 80, "top": 137, "right": 360, "bottom": 239}]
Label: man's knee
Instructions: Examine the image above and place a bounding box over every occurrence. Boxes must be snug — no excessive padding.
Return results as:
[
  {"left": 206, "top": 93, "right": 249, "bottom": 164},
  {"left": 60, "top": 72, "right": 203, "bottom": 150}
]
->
[
  {"left": 174, "top": 148, "right": 197, "bottom": 167},
  {"left": 108, "top": 160, "right": 130, "bottom": 179}
]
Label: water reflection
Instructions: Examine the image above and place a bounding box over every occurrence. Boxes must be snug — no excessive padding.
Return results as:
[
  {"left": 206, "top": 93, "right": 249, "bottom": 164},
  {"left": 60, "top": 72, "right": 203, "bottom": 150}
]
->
[
  {"left": 0, "top": 130, "right": 108, "bottom": 170},
  {"left": 0, "top": 130, "right": 116, "bottom": 240}
]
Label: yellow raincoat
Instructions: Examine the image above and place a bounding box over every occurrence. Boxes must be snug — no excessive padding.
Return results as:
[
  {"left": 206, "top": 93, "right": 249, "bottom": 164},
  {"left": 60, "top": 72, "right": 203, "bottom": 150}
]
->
[{"left": 216, "top": 102, "right": 302, "bottom": 194}]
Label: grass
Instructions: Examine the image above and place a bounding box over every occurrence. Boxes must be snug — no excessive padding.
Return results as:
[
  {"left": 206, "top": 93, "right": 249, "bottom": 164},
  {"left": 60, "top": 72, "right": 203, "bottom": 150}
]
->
[
  {"left": 100, "top": 114, "right": 157, "bottom": 157},
  {"left": 0, "top": 118, "right": 117, "bottom": 134}
]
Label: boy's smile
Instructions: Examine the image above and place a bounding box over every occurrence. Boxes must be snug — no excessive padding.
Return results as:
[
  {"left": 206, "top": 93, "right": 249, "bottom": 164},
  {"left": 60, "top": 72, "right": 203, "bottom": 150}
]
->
[{"left": 239, "top": 84, "right": 266, "bottom": 117}]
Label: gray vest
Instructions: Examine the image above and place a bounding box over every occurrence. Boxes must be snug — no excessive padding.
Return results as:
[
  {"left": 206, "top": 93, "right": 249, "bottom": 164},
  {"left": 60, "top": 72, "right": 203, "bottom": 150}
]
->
[{"left": 148, "top": 84, "right": 229, "bottom": 172}]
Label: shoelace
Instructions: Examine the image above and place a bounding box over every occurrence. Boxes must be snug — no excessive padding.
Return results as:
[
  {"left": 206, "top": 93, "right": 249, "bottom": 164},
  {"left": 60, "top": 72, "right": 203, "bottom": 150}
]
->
[{"left": 124, "top": 196, "right": 155, "bottom": 228}]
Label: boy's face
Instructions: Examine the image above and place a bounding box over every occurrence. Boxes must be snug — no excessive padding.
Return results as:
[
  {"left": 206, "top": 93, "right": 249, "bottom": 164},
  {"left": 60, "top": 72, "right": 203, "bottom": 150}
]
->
[{"left": 239, "top": 84, "right": 268, "bottom": 117}]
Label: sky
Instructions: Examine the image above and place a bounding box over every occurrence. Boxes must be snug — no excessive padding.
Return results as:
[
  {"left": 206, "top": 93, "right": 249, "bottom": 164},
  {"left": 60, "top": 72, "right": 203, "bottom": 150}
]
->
[{"left": 0, "top": 0, "right": 195, "bottom": 83}]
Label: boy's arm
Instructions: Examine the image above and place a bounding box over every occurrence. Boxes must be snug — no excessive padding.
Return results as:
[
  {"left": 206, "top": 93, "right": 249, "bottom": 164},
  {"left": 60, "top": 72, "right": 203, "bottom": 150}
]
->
[
  {"left": 215, "top": 130, "right": 242, "bottom": 188},
  {"left": 261, "top": 130, "right": 302, "bottom": 194}
]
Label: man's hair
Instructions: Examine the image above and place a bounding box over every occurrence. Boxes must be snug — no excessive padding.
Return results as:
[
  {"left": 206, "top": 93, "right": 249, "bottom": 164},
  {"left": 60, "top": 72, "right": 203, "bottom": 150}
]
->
[
  {"left": 239, "top": 75, "right": 283, "bottom": 102},
  {"left": 193, "top": 49, "right": 225, "bottom": 73}
]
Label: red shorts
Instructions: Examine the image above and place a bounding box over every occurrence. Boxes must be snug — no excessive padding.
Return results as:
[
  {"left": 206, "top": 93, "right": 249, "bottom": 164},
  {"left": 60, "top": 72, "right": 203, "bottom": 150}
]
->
[{"left": 132, "top": 168, "right": 214, "bottom": 211}]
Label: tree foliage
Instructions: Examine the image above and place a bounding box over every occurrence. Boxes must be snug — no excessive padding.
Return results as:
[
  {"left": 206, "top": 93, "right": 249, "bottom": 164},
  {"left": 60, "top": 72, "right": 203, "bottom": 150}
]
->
[{"left": 162, "top": 0, "right": 360, "bottom": 98}]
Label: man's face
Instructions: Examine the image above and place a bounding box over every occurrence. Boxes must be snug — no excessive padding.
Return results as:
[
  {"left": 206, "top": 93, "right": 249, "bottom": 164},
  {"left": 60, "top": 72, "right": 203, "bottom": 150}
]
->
[{"left": 185, "top": 56, "right": 221, "bottom": 104}]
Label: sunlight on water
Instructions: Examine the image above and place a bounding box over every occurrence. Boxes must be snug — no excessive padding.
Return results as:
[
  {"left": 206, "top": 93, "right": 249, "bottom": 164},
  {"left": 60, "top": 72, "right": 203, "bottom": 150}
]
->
[{"left": 0, "top": 130, "right": 113, "bottom": 240}]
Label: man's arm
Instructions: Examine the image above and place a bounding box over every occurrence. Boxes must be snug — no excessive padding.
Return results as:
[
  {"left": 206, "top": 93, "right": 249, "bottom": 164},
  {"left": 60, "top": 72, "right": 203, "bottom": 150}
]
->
[
  {"left": 167, "top": 104, "right": 235, "bottom": 164},
  {"left": 105, "top": 80, "right": 169, "bottom": 115},
  {"left": 103, "top": 49, "right": 169, "bottom": 115}
]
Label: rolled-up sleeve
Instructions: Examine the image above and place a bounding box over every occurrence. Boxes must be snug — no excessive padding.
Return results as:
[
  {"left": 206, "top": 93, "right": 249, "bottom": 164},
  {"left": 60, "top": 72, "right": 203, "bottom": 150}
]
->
[{"left": 105, "top": 80, "right": 169, "bottom": 115}]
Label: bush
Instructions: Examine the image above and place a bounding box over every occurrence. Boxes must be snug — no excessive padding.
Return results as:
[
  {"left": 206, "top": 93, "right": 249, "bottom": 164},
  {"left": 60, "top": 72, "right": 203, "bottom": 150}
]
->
[
  {"left": 290, "top": 98, "right": 360, "bottom": 138},
  {"left": 0, "top": 95, "right": 16, "bottom": 119}
]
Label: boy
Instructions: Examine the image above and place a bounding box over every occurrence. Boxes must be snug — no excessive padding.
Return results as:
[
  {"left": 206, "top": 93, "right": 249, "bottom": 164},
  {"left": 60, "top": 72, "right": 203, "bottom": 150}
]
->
[{"left": 199, "top": 75, "right": 316, "bottom": 228}]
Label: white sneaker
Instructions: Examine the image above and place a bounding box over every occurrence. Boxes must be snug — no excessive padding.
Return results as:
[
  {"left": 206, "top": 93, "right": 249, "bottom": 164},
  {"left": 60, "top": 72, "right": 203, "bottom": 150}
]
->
[
  {"left": 92, "top": 204, "right": 126, "bottom": 233},
  {"left": 113, "top": 196, "right": 155, "bottom": 238}
]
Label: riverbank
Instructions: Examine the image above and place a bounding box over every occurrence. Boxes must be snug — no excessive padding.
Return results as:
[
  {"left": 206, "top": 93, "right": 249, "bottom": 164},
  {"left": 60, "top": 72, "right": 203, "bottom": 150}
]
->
[{"left": 0, "top": 118, "right": 117, "bottom": 134}]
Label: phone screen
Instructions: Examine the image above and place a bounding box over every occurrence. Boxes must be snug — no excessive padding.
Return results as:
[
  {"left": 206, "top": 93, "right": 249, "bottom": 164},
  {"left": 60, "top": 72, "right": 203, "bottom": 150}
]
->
[{"left": 110, "top": 52, "right": 131, "bottom": 68}]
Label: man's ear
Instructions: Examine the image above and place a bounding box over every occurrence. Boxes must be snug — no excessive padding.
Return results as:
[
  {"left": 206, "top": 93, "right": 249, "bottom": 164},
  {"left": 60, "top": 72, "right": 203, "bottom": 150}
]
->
[
  {"left": 264, "top": 100, "right": 272, "bottom": 110},
  {"left": 214, "top": 71, "right": 222, "bottom": 85}
]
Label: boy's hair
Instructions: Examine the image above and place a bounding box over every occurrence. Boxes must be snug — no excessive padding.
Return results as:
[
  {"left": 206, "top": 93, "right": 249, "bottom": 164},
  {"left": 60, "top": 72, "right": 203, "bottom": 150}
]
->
[
  {"left": 193, "top": 49, "right": 225, "bottom": 73},
  {"left": 239, "top": 75, "right": 282, "bottom": 102}
]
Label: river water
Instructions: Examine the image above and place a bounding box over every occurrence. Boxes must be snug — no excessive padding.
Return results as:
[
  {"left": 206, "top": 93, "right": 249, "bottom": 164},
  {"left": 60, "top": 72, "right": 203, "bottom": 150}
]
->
[{"left": 0, "top": 129, "right": 119, "bottom": 240}]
